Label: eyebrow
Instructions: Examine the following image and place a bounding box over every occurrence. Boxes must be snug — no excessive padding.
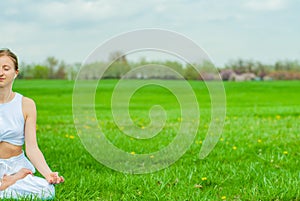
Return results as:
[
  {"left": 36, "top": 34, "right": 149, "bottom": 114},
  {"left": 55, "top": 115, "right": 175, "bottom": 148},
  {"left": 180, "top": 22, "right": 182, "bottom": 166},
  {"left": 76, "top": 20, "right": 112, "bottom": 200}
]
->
[{"left": 2, "top": 64, "right": 12, "bottom": 68}]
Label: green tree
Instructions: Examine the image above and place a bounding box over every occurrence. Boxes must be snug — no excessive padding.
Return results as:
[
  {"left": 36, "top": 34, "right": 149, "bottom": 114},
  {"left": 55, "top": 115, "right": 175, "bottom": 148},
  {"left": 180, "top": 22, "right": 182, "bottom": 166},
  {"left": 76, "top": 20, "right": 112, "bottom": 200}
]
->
[
  {"left": 183, "top": 64, "right": 199, "bottom": 80},
  {"left": 164, "top": 61, "right": 183, "bottom": 76},
  {"left": 46, "top": 57, "right": 59, "bottom": 79},
  {"left": 105, "top": 51, "right": 130, "bottom": 78},
  {"left": 55, "top": 61, "right": 67, "bottom": 79},
  {"left": 33, "top": 65, "right": 49, "bottom": 79}
]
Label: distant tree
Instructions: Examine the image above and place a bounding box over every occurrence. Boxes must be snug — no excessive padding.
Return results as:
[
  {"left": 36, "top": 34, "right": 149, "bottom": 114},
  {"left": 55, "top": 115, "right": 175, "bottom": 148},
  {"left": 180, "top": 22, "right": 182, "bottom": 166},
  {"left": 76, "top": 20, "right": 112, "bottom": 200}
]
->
[
  {"left": 104, "top": 61, "right": 130, "bottom": 79},
  {"left": 198, "top": 60, "right": 216, "bottom": 72},
  {"left": 226, "top": 59, "right": 255, "bottom": 74},
  {"left": 105, "top": 51, "right": 130, "bottom": 78},
  {"left": 253, "top": 62, "right": 270, "bottom": 79},
  {"left": 109, "top": 51, "right": 127, "bottom": 64},
  {"left": 164, "top": 61, "right": 184, "bottom": 76},
  {"left": 46, "top": 57, "right": 59, "bottom": 79},
  {"left": 275, "top": 60, "right": 300, "bottom": 71},
  {"left": 32, "top": 65, "right": 49, "bottom": 79},
  {"left": 17, "top": 62, "right": 28, "bottom": 79},
  {"left": 67, "top": 62, "right": 81, "bottom": 80},
  {"left": 184, "top": 64, "right": 199, "bottom": 80},
  {"left": 55, "top": 61, "right": 67, "bottom": 79}
]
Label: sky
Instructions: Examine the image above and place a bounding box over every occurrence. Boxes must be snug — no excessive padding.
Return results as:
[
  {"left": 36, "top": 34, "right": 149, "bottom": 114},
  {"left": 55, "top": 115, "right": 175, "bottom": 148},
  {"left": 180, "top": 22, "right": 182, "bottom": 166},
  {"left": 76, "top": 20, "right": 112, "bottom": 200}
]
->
[{"left": 1, "top": 0, "right": 300, "bottom": 67}]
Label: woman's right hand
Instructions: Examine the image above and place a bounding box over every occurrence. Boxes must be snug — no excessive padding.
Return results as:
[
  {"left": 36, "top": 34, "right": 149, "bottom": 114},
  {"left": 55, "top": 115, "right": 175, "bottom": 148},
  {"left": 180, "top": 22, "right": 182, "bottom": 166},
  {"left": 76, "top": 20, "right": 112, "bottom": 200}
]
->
[{"left": 45, "top": 172, "right": 64, "bottom": 184}]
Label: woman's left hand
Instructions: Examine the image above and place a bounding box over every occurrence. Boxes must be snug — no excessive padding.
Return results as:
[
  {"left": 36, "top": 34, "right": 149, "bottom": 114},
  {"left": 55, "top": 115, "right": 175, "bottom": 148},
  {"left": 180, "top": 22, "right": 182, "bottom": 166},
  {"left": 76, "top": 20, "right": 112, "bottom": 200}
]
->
[{"left": 46, "top": 172, "right": 64, "bottom": 184}]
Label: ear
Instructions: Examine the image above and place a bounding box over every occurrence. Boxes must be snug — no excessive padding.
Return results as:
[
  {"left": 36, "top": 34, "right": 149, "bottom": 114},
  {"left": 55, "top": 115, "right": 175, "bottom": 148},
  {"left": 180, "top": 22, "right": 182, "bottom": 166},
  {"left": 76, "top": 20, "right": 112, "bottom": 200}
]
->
[{"left": 14, "top": 70, "right": 19, "bottom": 79}]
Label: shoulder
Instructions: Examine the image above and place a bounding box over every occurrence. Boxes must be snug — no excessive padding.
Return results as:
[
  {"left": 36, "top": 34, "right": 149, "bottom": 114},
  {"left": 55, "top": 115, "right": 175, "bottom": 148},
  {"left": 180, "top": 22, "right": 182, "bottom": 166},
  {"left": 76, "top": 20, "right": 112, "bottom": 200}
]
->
[
  {"left": 22, "top": 96, "right": 36, "bottom": 108},
  {"left": 22, "top": 96, "right": 37, "bottom": 119}
]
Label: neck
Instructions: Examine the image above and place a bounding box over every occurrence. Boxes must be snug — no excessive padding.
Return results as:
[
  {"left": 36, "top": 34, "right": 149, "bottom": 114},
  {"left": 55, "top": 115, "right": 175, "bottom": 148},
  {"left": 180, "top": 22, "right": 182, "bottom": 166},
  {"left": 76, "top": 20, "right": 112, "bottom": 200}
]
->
[{"left": 0, "top": 87, "right": 13, "bottom": 104}]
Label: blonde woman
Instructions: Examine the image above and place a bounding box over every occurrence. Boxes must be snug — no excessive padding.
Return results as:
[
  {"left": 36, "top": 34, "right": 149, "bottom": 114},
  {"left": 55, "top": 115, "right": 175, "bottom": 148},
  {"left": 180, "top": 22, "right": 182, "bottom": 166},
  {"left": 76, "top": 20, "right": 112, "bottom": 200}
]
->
[{"left": 0, "top": 48, "right": 64, "bottom": 199}]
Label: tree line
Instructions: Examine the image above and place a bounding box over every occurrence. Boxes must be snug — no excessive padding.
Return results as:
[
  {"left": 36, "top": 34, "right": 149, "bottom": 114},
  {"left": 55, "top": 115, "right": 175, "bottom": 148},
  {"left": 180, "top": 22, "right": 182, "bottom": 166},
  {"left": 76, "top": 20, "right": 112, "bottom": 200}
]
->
[{"left": 18, "top": 54, "right": 300, "bottom": 81}]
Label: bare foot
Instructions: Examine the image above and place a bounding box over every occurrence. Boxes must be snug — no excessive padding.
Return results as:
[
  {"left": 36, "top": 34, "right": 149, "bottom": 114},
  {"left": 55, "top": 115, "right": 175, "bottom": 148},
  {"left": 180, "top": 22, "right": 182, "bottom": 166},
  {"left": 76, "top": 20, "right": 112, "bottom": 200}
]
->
[{"left": 0, "top": 168, "right": 32, "bottom": 191}]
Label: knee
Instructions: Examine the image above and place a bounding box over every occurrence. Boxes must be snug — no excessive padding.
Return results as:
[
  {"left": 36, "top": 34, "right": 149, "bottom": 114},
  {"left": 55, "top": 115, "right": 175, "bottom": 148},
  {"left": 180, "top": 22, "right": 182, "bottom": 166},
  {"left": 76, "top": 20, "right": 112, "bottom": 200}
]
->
[{"left": 40, "top": 184, "right": 55, "bottom": 200}]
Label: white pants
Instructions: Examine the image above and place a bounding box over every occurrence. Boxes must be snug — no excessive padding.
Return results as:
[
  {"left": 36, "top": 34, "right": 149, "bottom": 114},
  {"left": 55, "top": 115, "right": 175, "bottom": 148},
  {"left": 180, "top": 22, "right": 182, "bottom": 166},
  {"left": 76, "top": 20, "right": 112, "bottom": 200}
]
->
[{"left": 0, "top": 152, "right": 55, "bottom": 200}]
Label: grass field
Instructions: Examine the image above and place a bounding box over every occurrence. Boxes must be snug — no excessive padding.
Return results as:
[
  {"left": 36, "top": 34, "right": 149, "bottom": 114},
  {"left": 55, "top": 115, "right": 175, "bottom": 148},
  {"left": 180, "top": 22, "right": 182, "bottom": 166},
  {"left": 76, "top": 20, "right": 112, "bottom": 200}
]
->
[{"left": 10, "top": 80, "right": 300, "bottom": 200}]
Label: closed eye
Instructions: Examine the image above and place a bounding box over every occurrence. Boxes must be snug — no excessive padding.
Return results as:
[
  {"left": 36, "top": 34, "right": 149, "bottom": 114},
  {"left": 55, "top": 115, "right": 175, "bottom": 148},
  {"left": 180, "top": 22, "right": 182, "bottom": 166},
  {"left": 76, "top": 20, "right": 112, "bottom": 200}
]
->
[{"left": 2, "top": 65, "right": 11, "bottom": 71}]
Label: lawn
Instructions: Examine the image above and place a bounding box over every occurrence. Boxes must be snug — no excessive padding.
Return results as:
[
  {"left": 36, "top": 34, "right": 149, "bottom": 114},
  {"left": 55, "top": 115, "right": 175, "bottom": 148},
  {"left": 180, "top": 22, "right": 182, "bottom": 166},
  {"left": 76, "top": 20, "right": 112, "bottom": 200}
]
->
[{"left": 9, "top": 79, "right": 300, "bottom": 200}]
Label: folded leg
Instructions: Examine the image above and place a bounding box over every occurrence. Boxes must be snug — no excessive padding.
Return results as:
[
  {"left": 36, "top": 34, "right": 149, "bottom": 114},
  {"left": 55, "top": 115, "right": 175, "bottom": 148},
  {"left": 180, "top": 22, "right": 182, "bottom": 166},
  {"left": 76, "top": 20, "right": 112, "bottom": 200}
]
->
[
  {"left": 0, "top": 174, "right": 54, "bottom": 200},
  {"left": 0, "top": 168, "right": 32, "bottom": 191}
]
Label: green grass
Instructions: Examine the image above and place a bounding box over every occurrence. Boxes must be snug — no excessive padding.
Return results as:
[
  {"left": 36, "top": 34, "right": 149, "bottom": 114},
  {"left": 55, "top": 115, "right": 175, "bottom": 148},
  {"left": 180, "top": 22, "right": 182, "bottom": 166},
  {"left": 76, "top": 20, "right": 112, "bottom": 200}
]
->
[{"left": 8, "top": 79, "right": 300, "bottom": 200}]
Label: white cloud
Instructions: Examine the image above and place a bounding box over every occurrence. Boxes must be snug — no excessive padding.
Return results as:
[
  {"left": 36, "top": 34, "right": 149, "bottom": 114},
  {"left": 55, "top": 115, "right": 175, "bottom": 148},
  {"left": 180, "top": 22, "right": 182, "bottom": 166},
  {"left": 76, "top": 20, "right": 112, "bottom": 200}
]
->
[
  {"left": 244, "top": 0, "right": 287, "bottom": 11},
  {"left": 34, "top": 0, "right": 115, "bottom": 23},
  {"left": 0, "top": 0, "right": 299, "bottom": 66}
]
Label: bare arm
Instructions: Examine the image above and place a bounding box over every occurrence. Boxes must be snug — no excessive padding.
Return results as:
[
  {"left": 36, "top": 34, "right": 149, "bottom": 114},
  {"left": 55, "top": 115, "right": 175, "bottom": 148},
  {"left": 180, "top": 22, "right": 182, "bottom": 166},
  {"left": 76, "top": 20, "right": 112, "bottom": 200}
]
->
[{"left": 23, "top": 97, "right": 64, "bottom": 184}]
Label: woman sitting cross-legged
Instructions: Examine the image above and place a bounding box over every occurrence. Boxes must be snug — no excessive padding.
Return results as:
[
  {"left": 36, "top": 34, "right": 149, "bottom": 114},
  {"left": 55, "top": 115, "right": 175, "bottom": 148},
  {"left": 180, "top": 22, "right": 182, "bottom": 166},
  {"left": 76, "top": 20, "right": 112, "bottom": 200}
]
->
[{"left": 0, "top": 48, "right": 64, "bottom": 199}]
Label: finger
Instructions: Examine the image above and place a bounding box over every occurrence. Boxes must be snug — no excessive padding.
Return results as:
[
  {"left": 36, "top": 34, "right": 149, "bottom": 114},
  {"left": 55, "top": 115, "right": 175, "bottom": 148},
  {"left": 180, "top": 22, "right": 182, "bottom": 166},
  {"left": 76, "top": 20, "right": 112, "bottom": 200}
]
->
[
  {"left": 58, "top": 176, "right": 64, "bottom": 183},
  {"left": 52, "top": 172, "right": 59, "bottom": 178},
  {"left": 53, "top": 177, "right": 63, "bottom": 184}
]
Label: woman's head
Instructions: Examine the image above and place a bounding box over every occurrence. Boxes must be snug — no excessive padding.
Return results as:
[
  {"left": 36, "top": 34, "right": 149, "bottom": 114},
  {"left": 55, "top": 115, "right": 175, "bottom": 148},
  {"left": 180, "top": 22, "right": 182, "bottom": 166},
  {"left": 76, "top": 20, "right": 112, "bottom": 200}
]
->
[{"left": 0, "top": 48, "right": 18, "bottom": 71}]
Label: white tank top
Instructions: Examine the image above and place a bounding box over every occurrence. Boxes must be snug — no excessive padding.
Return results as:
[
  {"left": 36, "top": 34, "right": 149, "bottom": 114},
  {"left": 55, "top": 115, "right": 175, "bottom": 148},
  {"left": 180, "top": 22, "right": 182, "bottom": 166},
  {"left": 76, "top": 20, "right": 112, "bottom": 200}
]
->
[{"left": 0, "top": 93, "right": 25, "bottom": 146}]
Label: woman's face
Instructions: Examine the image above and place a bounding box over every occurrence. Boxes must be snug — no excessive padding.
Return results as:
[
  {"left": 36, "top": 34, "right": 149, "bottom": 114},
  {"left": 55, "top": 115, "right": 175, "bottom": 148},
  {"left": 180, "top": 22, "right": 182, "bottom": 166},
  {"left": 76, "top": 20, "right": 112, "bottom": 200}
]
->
[{"left": 0, "top": 55, "right": 18, "bottom": 88}]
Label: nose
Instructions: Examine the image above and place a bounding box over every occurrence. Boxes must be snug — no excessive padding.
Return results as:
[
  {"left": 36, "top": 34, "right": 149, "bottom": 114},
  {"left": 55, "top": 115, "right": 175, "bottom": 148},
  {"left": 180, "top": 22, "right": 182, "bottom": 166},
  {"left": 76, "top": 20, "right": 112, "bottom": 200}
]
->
[{"left": 0, "top": 68, "right": 3, "bottom": 76}]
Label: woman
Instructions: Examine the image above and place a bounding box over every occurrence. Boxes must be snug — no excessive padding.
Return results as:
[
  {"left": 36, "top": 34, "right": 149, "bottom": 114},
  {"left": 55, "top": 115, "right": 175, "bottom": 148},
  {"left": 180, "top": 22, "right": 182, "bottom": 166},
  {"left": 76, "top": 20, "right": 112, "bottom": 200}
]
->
[{"left": 0, "top": 48, "right": 64, "bottom": 199}]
